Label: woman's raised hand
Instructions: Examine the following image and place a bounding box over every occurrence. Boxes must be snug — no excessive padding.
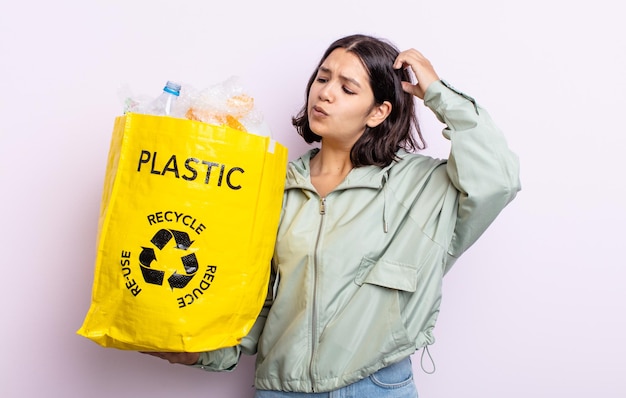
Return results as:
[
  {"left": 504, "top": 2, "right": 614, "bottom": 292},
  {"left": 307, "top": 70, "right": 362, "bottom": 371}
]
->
[{"left": 393, "top": 49, "right": 440, "bottom": 100}]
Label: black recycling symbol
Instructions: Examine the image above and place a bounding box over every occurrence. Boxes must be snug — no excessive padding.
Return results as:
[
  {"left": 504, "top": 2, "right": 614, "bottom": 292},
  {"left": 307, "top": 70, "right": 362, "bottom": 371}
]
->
[{"left": 139, "top": 229, "right": 199, "bottom": 289}]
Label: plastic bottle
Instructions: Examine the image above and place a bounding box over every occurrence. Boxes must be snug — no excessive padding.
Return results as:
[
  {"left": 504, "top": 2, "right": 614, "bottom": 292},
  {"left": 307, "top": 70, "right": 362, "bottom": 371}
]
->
[{"left": 151, "top": 81, "right": 181, "bottom": 116}]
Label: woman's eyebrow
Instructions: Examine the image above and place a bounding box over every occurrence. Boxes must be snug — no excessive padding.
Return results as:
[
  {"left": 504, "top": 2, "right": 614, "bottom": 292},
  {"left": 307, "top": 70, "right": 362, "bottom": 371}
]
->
[{"left": 318, "top": 66, "right": 362, "bottom": 88}]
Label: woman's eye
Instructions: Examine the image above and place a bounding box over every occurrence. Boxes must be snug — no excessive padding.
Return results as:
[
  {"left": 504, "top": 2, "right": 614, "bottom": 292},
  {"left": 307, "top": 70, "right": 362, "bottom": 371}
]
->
[
  {"left": 316, "top": 77, "right": 328, "bottom": 83},
  {"left": 343, "top": 87, "right": 355, "bottom": 95}
]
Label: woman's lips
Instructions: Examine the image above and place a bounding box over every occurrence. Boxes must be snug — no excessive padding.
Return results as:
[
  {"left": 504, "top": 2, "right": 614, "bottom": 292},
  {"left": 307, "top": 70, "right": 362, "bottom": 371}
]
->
[{"left": 311, "top": 105, "right": 328, "bottom": 117}]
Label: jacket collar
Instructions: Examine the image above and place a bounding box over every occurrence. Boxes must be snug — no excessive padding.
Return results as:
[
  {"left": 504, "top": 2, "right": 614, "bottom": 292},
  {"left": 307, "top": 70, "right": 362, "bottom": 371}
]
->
[{"left": 285, "top": 148, "right": 395, "bottom": 192}]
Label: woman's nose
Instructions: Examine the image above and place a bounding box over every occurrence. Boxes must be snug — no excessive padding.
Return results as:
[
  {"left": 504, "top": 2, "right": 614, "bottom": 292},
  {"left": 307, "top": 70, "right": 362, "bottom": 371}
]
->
[{"left": 318, "top": 83, "right": 334, "bottom": 102}]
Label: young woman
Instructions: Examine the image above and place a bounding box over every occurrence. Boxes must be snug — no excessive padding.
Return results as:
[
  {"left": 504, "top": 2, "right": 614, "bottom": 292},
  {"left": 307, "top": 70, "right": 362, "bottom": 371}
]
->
[{"left": 146, "top": 34, "right": 521, "bottom": 397}]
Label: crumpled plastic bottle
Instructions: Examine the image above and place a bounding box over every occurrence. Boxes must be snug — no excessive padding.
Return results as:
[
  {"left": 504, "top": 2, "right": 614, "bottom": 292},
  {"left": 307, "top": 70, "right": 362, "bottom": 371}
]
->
[
  {"left": 126, "top": 80, "right": 186, "bottom": 118},
  {"left": 149, "top": 81, "right": 182, "bottom": 116}
]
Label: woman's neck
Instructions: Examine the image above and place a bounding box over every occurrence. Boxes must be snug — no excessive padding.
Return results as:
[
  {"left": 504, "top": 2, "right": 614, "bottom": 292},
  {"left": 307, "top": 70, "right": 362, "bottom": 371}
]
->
[
  {"left": 310, "top": 147, "right": 352, "bottom": 174},
  {"left": 309, "top": 146, "right": 354, "bottom": 197}
]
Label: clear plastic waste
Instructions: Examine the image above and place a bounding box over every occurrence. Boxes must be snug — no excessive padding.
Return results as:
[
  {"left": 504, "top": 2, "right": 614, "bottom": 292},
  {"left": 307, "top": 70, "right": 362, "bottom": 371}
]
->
[{"left": 121, "top": 77, "right": 270, "bottom": 136}]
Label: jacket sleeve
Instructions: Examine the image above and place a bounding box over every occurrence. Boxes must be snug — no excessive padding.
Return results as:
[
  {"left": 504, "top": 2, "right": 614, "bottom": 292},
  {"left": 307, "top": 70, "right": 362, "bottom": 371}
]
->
[
  {"left": 423, "top": 80, "right": 521, "bottom": 273},
  {"left": 190, "top": 263, "right": 276, "bottom": 371}
]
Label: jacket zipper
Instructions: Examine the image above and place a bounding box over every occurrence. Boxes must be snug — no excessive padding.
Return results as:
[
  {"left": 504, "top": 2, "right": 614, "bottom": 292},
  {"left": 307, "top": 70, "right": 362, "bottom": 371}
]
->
[{"left": 309, "top": 196, "right": 326, "bottom": 391}]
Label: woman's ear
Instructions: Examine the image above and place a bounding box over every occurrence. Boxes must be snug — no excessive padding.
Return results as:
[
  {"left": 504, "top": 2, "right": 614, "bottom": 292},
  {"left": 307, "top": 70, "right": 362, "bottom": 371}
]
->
[{"left": 366, "top": 101, "right": 392, "bottom": 128}]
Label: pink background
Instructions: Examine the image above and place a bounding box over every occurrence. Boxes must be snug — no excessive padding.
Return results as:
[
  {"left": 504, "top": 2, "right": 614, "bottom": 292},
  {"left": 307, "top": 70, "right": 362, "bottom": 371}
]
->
[{"left": 1, "top": 1, "right": 624, "bottom": 397}]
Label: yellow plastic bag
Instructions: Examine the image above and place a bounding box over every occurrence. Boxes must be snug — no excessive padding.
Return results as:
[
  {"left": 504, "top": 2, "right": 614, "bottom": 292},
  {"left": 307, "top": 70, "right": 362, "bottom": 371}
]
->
[{"left": 78, "top": 113, "right": 287, "bottom": 352}]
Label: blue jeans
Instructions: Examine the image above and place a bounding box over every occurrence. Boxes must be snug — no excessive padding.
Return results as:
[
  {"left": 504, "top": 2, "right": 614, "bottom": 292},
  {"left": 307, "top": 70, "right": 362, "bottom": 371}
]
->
[{"left": 254, "top": 357, "right": 418, "bottom": 398}]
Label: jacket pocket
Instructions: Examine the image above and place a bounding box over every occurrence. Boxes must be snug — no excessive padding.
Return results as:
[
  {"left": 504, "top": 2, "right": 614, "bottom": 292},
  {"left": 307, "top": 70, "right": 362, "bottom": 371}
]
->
[{"left": 354, "top": 257, "right": 420, "bottom": 292}]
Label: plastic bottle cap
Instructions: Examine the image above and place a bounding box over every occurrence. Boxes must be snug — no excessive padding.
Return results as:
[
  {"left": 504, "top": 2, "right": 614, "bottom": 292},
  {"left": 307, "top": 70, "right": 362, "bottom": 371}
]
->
[{"left": 163, "top": 81, "right": 181, "bottom": 96}]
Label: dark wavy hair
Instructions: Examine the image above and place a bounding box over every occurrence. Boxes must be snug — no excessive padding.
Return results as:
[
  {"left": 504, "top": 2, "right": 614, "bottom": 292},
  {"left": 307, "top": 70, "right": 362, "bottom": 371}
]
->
[{"left": 292, "top": 34, "right": 425, "bottom": 167}]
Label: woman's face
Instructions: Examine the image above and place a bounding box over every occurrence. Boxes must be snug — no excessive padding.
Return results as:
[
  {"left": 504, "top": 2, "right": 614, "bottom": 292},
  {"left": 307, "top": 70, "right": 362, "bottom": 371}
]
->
[{"left": 307, "top": 48, "right": 384, "bottom": 147}]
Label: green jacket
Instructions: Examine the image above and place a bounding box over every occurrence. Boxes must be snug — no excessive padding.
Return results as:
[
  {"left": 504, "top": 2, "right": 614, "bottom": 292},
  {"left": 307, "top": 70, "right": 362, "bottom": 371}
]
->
[{"left": 194, "top": 80, "right": 521, "bottom": 392}]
